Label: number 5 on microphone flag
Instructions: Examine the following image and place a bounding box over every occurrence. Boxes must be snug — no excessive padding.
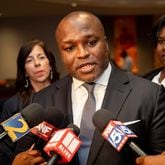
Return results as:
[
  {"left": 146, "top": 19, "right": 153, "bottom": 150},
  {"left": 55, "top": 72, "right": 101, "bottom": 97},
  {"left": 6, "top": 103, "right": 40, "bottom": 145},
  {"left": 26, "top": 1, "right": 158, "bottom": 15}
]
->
[
  {"left": 102, "top": 120, "right": 137, "bottom": 152},
  {"left": 1, "top": 113, "right": 30, "bottom": 142}
]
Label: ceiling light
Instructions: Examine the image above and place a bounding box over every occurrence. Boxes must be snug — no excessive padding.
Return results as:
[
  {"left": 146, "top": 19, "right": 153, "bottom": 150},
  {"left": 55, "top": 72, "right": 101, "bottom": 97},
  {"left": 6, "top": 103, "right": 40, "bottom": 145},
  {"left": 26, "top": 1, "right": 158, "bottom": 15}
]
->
[{"left": 71, "top": 2, "right": 77, "bottom": 7}]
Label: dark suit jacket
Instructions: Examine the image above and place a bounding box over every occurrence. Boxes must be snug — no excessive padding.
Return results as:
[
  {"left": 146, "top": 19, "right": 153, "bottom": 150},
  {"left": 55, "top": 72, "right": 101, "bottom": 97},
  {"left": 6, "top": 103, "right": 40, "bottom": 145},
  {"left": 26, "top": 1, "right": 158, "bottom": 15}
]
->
[{"left": 16, "top": 63, "right": 165, "bottom": 165}]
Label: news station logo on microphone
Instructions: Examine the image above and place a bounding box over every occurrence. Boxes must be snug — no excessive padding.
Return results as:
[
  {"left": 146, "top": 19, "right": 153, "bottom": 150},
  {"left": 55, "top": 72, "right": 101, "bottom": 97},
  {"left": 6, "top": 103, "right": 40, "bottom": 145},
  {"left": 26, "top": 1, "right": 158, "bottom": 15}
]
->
[
  {"left": 1, "top": 113, "right": 30, "bottom": 142},
  {"left": 102, "top": 120, "right": 137, "bottom": 152},
  {"left": 44, "top": 128, "right": 82, "bottom": 163},
  {"left": 31, "top": 121, "right": 56, "bottom": 141}
]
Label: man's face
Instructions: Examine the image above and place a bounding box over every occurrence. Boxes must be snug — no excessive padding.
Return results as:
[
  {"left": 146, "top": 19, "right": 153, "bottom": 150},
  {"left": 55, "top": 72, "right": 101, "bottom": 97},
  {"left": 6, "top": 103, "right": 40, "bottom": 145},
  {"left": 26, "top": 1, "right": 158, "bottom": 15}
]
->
[
  {"left": 156, "top": 27, "right": 165, "bottom": 66},
  {"left": 56, "top": 14, "right": 109, "bottom": 82}
]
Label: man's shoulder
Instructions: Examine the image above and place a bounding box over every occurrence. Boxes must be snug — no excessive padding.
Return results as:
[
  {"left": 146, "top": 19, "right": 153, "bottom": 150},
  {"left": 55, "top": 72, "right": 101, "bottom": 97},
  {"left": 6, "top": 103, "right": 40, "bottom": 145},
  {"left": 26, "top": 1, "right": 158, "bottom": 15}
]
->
[
  {"left": 126, "top": 72, "right": 161, "bottom": 92},
  {"left": 32, "top": 75, "right": 71, "bottom": 100},
  {"left": 111, "top": 64, "right": 158, "bottom": 88},
  {"left": 54, "top": 75, "right": 72, "bottom": 88},
  {"left": 36, "top": 75, "right": 71, "bottom": 94},
  {"left": 31, "top": 75, "right": 72, "bottom": 108}
]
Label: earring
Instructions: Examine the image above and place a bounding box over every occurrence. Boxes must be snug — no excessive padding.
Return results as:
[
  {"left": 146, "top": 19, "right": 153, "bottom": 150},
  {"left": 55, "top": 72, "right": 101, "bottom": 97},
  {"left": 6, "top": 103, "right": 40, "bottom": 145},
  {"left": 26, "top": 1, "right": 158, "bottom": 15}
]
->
[
  {"left": 25, "top": 78, "right": 29, "bottom": 88},
  {"left": 50, "top": 70, "right": 53, "bottom": 80}
]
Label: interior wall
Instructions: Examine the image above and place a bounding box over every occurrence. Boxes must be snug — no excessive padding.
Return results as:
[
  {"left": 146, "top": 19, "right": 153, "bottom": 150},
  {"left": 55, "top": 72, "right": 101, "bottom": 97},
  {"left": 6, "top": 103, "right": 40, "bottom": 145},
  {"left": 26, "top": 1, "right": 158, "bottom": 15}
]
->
[
  {"left": 0, "top": 15, "right": 154, "bottom": 79},
  {"left": 101, "top": 15, "right": 154, "bottom": 75},
  {"left": 136, "top": 16, "right": 153, "bottom": 75},
  {"left": 0, "top": 16, "right": 66, "bottom": 79}
]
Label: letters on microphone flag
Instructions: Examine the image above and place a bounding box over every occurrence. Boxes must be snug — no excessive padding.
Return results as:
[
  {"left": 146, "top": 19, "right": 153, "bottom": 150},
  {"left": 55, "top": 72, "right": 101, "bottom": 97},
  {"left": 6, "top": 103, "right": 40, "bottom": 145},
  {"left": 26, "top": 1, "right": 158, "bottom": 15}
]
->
[
  {"left": 31, "top": 121, "right": 56, "bottom": 141},
  {"left": 102, "top": 120, "right": 137, "bottom": 152},
  {"left": 44, "top": 128, "right": 82, "bottom": 163}
]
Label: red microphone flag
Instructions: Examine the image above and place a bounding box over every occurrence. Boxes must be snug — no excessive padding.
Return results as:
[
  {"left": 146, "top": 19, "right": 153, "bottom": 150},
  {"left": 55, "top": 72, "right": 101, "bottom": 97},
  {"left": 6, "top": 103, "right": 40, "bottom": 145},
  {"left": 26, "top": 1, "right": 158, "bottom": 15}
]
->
[
  {"left": 31, "top": 121, "right": 56, "bottom": 141},
  {"left": 44, "top": 128, "right": 82, "bottom": 163}
]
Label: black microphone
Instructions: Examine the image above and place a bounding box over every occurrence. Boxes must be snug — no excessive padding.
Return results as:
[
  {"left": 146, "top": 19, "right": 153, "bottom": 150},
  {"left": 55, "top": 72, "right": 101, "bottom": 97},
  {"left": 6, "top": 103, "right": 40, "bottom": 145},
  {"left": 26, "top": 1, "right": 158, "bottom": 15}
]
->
[
  {"left": 44, "top": 107, "right": 65, "bottom": 128},
  {"left": 30, "top": 107, "right": 65, "bottom": 142},
  {"left": 14, "top": 106, "right": 65, "bottom": 156},
  {"left": 0, "top": 103, "right": 45, "bottom": 142},
  {"left": 92, "top": 109, "right": 147, "bottom": 156},
  {"left": 67, "top": 123, "right": 80, "bottom": 135},
  {"left": 44, "top": 123, "right": 81, "bottom": 165}
]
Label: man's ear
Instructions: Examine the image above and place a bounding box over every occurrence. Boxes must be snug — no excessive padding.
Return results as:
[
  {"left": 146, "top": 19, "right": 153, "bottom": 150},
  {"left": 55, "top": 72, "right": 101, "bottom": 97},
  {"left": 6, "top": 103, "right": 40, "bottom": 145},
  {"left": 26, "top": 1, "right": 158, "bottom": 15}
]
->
[
  {"left": 104, "top": 35, "right": 110, "bottom": 51},
  {"left": 104, "top": 35, "right": 108, "bottom": 41}
]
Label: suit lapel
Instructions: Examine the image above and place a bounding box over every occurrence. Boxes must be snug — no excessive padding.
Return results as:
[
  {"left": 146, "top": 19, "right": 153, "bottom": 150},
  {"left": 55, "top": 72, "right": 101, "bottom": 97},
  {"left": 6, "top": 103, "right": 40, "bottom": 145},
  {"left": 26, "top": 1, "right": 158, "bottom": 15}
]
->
[
  {"left": 102, "top": 67, "right": 132, "bottom": 118},
  {"left": 88, "top": 64, "right": 132, "bottom": 164},
  {"left": 54, "top": 76, "right": 73, "bottom": 127}
]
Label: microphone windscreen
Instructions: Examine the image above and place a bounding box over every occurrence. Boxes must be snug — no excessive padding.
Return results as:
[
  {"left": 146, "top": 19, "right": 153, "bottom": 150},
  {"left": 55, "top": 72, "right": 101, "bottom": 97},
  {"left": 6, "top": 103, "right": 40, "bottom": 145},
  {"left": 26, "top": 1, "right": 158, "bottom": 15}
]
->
[
  {"left": 45, "top": 107, "right": 64, "bottom": 127},
  {"left": 21, "top": 103, "right": 45, "bottom": 127},
  {"left": 92, "top": 109, "right": 115, "bottom": 132},
  {"left": 67, "top": 123, "right": 80, "bottom": 136}
]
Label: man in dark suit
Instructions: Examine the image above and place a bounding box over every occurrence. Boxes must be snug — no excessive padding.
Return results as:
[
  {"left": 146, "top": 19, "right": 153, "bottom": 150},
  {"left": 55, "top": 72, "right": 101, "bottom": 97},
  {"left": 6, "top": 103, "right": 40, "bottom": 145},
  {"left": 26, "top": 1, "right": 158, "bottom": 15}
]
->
[{"left": 14, "top": 11, "right": 165, "bottom": 165}]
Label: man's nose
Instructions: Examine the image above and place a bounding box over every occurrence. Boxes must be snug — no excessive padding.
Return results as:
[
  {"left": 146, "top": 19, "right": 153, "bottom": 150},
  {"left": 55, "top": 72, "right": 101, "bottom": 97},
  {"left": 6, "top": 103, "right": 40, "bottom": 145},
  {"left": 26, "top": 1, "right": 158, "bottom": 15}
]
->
[{"left": 77, "top": 45, "right": 89, "bottom": 58}]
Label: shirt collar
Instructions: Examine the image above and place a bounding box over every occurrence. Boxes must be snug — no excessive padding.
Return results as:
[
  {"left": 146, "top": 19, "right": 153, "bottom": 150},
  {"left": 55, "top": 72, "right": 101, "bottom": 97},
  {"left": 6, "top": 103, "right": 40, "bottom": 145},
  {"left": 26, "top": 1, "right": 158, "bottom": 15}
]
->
[
  {"left": 72, "top": 62, "right": 111, "bottom": 89},
  {"left": 152, "top": 71, "right": 165, "bottom": 87}
]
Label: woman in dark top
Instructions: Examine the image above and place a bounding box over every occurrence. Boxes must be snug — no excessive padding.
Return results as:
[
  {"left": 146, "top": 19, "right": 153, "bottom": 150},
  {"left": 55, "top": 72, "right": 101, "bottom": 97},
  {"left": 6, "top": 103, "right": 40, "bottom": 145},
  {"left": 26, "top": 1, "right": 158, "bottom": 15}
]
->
[
  {"left": 143, "top": 15, "right": 165, "bottom": 87},
  {"left": 0, "top": 39, "right": 59, "bottom": 164}
]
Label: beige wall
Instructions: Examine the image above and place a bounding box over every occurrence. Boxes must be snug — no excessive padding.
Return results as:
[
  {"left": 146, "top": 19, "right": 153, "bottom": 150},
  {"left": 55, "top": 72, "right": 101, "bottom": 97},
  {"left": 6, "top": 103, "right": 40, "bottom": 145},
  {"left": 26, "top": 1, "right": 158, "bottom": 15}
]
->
[
  {"left": 0, "top": 16, "right": 66, "bottom": 79},
  {"left": 0, "top": 15, "right": 155, "bottom": 79}
]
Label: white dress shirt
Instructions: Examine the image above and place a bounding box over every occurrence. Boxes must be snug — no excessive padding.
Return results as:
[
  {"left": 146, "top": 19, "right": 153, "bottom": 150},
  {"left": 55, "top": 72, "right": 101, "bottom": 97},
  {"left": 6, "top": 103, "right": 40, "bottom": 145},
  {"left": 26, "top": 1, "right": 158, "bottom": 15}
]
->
[
  {"left": 152, "top": 71, "right": 165, "bottom": 87},
  {"left": 71, "top": 63, "right": 111, "bottom": 127}
]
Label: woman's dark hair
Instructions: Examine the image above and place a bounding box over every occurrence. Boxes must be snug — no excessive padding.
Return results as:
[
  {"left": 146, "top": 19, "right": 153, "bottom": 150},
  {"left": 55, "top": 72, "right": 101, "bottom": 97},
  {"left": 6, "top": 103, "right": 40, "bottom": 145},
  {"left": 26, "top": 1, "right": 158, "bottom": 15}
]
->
[
  {"left": 150, "top": 15, "right": 165, "bottom": 47},
  {"left": 15, "top": 39, "right": 59, "bottom": 106}
]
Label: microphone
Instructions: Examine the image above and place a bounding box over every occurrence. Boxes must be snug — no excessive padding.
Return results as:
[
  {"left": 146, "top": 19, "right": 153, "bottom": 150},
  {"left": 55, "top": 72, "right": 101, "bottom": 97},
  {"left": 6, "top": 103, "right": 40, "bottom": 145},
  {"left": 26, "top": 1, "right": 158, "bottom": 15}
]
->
[
  {"left": 30, "top": 107, "right": 64, "bottom": 141},
  {"left": 11, "top": 106, "right": 65, "bottom": 156},
  {"left": 92, "top": 109, "right": 147, "bottom": 156},
  {"left": 0, "top": 103, "right": 45, "bottom": 142},
  {"left": 44, "top": 123, "right": 82, "bottom": 165}
]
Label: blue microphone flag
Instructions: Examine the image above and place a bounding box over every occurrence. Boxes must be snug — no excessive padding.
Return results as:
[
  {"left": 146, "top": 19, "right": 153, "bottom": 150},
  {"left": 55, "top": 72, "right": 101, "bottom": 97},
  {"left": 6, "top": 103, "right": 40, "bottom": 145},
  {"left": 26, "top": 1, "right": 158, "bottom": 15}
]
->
[{"left": 1, "top": 113, "right": 30, "bottom": 142}]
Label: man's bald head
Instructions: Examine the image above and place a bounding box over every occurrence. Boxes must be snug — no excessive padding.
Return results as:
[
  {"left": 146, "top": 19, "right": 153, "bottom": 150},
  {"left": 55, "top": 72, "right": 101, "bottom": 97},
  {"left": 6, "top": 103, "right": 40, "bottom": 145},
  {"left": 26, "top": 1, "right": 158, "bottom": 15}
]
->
[{"left": 55, "top": 11, "right": 105, "bottom": 42}]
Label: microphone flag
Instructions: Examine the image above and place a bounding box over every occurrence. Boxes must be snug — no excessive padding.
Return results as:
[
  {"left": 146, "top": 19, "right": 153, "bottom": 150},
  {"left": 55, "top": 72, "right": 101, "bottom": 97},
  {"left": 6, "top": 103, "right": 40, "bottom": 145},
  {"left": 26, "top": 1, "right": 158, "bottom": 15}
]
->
[
  {"left": 44, "top": 128, "right": 82, "bottom": 163},
  {"left": 31, "top": 121, "right": 56, "bottom": 141},
  {"left": 1, "top": 113, "right": 30, "bottom": 142},
  {"left": 102, "top": 120, "right": 137, "bottom": 151}
]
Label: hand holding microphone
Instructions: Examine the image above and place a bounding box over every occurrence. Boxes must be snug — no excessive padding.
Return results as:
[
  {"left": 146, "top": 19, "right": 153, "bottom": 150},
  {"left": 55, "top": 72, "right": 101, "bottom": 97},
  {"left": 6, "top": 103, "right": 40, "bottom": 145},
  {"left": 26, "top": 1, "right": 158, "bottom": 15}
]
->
[
  {"left": 11, "top": 106, "right": 65, "bottom": 165},
  {"left": 12, "top": 144, "right": 47, "bottom": 165},
  {"left": 136, "top": 152, "right": 165, "bottom": 165},
  {"left": 13, "top": 106, "right": 65, "bottom": 157}
]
